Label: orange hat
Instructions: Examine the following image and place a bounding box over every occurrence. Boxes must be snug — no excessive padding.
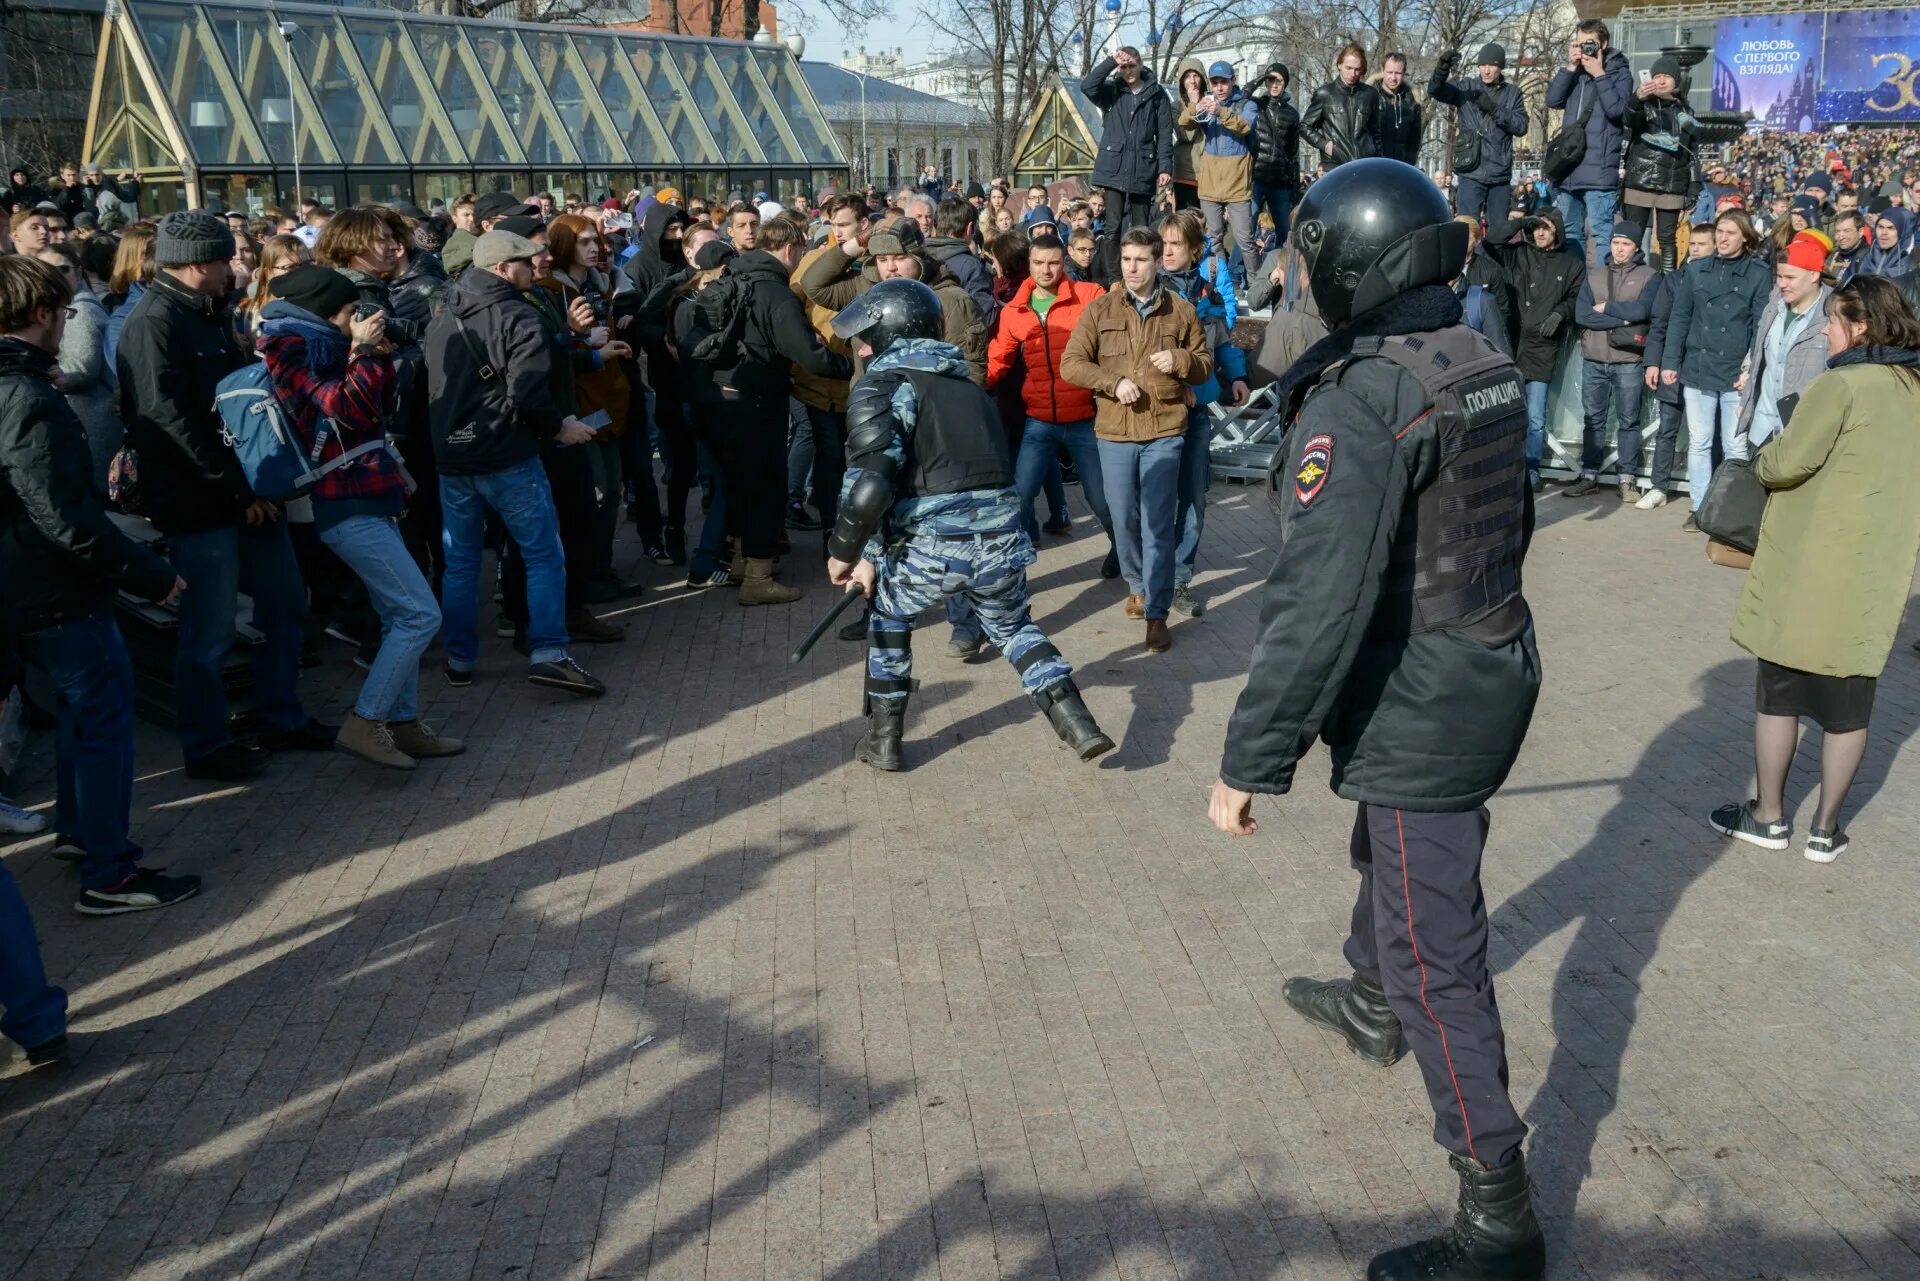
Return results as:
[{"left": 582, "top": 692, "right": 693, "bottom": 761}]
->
[
  {"left": 655, "top": 186, "right": 682, "bottom": 207},
  {"left": 1784, "top": 229, "right": 1832, "bottom": 274}
]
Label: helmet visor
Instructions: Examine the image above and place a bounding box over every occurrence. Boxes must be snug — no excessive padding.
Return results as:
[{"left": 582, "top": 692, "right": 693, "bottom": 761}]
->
[{"left": 831, "top": 296, "right": 883, "bottom": 342}]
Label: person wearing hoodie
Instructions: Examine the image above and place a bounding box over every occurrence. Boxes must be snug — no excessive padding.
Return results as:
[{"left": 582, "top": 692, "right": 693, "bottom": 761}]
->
[
  {"left": 1544, "top": 19, "right": 1633, "bottom": 267},
  {"left": 1571, "top": 221, "right": 1663, "bottom": 501},
  {"left": 925, "top": 197, "right": 999, "bottom": 327},
  {"left": 1861, "top": 208, "right": 1912, "bottom": 277},
  {"left": 1179, "top": 61, "right": 1261, "bottom": 285},
  {"left": 1428, "top": 44, "right": 1531, "bottom": 228},
  {"left": 1249, "top": 63, "right": 1300, "bottom": 247},
  {"left": 1170, "top": 59, "right": 1209, "bottom": 213},
  {"left": 623, "top": 200, "right": 695, "bottom": 562},
  {"left": 1300, "top": 44, "right": 1379, "bottom": 172},
  {"left": 798, "top": 217, "right": 988, "bottom": 387},
  {"left": 1490, "top": 209, "right": 1581, "bottom": 490},
  {"left": 1371, "top": 52, "right": 1423, "bottom": 167},
  {"left": 1157, "top": 208, "right": 1246, "bottom": 617}
]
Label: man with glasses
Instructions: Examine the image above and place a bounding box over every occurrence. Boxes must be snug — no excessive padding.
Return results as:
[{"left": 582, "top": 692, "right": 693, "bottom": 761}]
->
[{"left": 1081, "top": 43, "right": 1175, "bottom": 276}]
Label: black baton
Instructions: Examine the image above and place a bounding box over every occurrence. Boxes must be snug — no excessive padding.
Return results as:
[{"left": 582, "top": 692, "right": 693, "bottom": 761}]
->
[{"left": 790, "top": 586, "right": 866, "bottom": 664}]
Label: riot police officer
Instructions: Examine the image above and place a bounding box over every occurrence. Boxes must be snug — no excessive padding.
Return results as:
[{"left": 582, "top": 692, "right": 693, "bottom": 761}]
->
[
  {"left": 1206, "top": 159, "right": 1546, "bottom": 1281},
  {"left": 825, "top": 280, "right": 1114, "bottom": 772}
]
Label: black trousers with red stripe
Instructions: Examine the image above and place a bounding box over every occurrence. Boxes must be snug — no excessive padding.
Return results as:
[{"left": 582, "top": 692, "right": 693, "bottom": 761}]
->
[{"left": 1341, "top": 803, "right": 1528, "bottom": 1170}]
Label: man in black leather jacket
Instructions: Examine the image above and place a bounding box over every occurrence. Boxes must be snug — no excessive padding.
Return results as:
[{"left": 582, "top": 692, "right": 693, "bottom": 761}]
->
[{"left": 1300, "top": 43, "right": 1380, "bottom": 173}]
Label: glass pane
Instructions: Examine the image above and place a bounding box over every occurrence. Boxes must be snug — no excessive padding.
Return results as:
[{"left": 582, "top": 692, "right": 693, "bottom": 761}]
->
[
  {"left": 345, "top": 18, "right": 460, "bottom": 165},
  {"left": 415, "top": 172, "right": 475, "bottom": 210},
  {"left": 474, "top": 170, "right": 525, "bottom": 196},
  {"left": 711, "top": 46, "right": 799, "bottom": 164},
  {"left": 92, "top": 19, "right": 181, "bottom": 175},
  {"left": 410, "top": 24, "right": 521, "bottom": 165},
  {"left": 134, "top": 4, "right": 267, "bottom": 165},
  {"left": 523, "top": 32, "right": 626, "bottom": 166},
  {"left": 353, "top": 172, "right": 411, "bottom": 206},
  {"left": 624, "top": 38, "right": 722, "bottom": 166},
  {"left": 751, "top": 49, "right": 841, "bottom": 165},
  {"left": 584, "top": 170, "right": 640, "bottom": 204},
  {"left": 200, "top": 172, "right": 276, "bottom": 218},
  {"left": 575, "top": 35, "right": 674, "bottom": 165},
  {"left": 206, "top": 5, "right": 340, "bottom": 165},
  {"left": 466, "top": 28, "right": 575, "bottom": 166},
  {"left": 672, "top": 44, "right": 764, "bottom": 165},
  {"left": 293, "top": 18, "right": 402, "bottom": 166}
]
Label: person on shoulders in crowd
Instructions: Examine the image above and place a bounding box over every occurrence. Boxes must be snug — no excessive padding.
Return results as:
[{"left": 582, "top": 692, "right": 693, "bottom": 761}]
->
[
  {"left": 1490, "top": 209, "right": 1581, "bottom": 491},
  {"left": 1428, "top": 44, "right": 1530, "bottom": 228},
  {"left": 1372, "top": 52, "right": 1423, "bottom": 167},
  {"left": 1662, "top": 208, "right": 1772, "bottom": 532},
  {"left": 1060, "top": 226, "right": 1212, "bottom": 653},
  {"left": 1249, "top": 63, "right": 1300, "bottom": 247},
  {"left": 1570, "top": 221, "right": 1662, "bottom": 501},
  {"left": 0, "top": 254, "right": 194, "bottom": 917},
  {"left": 1544, "top": 19, "right": 1633, "bottom": 266},
  {"left": 1301, "top": 44, "right": 1379, "bottom": 173},
  {"left": 255, "top": 263, "right": 459, "bottom": 770},
  {"left": 1735, "top": 230, "right": 1832, "bottom": 456},
  {"left": 1180, "top": 61, "right": 1261, "bottom": 286},
  {"left": 118, "top": 211, "right": 333, "bottom": 780}
]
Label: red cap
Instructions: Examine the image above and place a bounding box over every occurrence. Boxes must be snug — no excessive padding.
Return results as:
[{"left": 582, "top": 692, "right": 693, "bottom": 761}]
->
[{"left": 1784, "top": 230, "right": 1832, "bottom": 275}]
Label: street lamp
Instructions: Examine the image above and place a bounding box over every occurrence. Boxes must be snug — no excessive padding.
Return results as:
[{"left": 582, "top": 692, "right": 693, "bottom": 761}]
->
[{"left": 276, "top": 21, "right": 300, "bottom": 206}]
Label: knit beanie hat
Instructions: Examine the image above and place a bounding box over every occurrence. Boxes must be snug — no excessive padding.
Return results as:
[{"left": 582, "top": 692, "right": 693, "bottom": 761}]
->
[
  {"left": 1477, "top": 43, "right": 1507, "bottom": 69},
  {"left": 1783, "top": 230, "right": 1832, "bottom": 274},
  {"left": 1610, "top": 220, "right": 1645, "bottom": 250},
  {"left": 154, "top": 210, "right": 235, "bottom": 266},
  {"left": 268, "top": 264, "right": 360, "bottom": 319},
  {"left": 1649, "top": 55, "right": 1682, "bottom": 83}
]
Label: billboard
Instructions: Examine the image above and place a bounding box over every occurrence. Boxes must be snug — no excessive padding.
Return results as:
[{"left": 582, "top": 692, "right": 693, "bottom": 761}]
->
[
  {"left": 1711, "top": 14, "right": 1825, "bottom": 129},
  {"left": 1818, "top": 10, "right": 1920, "bottom": 123}
]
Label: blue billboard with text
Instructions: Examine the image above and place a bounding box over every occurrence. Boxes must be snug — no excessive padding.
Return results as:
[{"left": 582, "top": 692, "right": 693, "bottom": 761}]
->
[
  {"left": 1711, "top": 14, "right": 1825, "bottom": 129},
  {"left": 1818, "top": 10, "right": 1920, "bottom": 122}
]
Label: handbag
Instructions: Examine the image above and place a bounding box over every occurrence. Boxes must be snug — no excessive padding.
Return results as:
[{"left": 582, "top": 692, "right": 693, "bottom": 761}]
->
[
  {"left": 1694, "top": 457, "right": 1768, "bottom": 554},
  {"left": 1542, "top": 86, "right": 1598, "bottom": 187},
  {"left": 1451, "top": 128, "right": 1481, "bottom": 175},
  {"left": 1594, "top": 265, "right": 1649, "bottom": 352}
]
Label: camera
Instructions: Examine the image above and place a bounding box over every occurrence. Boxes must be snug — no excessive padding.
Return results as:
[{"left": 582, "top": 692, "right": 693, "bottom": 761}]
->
[
  {"left": 351, "top": 302, "right": 418, "bottom": 347},
  {"left": 1581, "top": 39, "right": 1599, "bottom": 57}
]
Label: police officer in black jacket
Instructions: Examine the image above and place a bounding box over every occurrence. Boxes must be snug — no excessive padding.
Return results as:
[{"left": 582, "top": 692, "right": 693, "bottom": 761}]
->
[{"left": 1207, "top": 160, "right": 1545, "bottom": 1281}]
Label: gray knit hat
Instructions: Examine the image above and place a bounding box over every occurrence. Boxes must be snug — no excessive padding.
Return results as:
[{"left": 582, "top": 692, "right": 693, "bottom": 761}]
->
[{"left": 154, "top": 210, "right": 236, "bottom": 266}]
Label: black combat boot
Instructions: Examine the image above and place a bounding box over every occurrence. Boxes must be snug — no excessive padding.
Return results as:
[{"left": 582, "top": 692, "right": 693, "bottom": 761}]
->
[
  {"left": 1032, "top": 680, "right": 1115, "bottom": 761},
  {"left": 1282, "top": 971, "right": 1404, "bottom": 1065},
  {"left": 855, "top": 695, "right": 907, "bottom": 772},
  {"left": 1368, "top": 1153, "right": 1545, "bottom": 1281}
]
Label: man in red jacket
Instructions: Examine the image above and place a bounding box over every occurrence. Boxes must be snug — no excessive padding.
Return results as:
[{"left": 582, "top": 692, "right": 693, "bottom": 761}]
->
[{"left": 987, "top": 234, "right": 1120, "bottom": 580}]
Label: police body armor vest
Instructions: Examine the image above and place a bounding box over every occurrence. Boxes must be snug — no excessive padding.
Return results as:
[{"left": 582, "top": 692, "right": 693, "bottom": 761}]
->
[
  {"left": 896, "top": 369, "right": 1014, "bottom": 498},
  {"left": 1354, "top": 324, "right": 1530, "bottom": 645}
]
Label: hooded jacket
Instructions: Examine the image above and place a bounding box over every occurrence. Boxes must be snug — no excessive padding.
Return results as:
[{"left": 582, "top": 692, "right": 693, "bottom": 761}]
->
[
  {"left": 693, "top": 248, "right": 851, "bottom": 400},
  {"left": 0, "top": 336, "right": 177, "bottom": 634},
  {"left": 986, "top": 276, "right": 1104, "bottom": 424},
  {"left": 1177, "top": 77, "right": 1258, "bottom": 205},
  {"left": 1372, "top": 80, "right": 1423, "bottom": 167},
  {"left": 622, "top": 203, "right": 691, "bottom": 397},
  {"left": 1428, "top": 69, "right": 1529, "bottom": 184},
  {"left": 424, "top": 268, "right": 566, "bottom": 476},
  {"left": 1488, "top": 212, "right": 1582, "bottom": 383},
  {"left": 1171, "top": 60, "right": 1209, "bottom": 188},
  {"left": 797, "top": 244, "right": 988, "bottom": 386},
  {"left": 1861, "top": 209, "right": 1913, "bottom": 277},
  {"left": 1250, "top": 70, "right": 1301, "bottom": 190},
  {"left": 923, "top": 236, "right": 1000, "bottom": 328},
  {"left": 1159, "top": 254, "right": 1246, "bottom": 406},
  {"left": 1300, "top": 76, "right": 1380, "bottom": 169},
  {"left": 442, "top": 227, "right": 477, "bottom": 278},
  {"left": 1544, "top": 49, "right": 1634, "bottom": 193},
  {"left": 1081, "top": 56, "right": 1176, "bottom": 196}
]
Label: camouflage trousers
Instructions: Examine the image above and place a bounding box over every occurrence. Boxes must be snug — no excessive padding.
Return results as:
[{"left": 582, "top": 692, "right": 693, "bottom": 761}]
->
[{"left": 867, "top": 530, "right": 1072, "bottom": 705}]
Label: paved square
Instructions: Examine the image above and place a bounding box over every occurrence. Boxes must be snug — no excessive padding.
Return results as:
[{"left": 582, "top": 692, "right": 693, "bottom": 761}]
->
[{"left": 3, "top": 488, "right": 1918, "bottom": 1280}]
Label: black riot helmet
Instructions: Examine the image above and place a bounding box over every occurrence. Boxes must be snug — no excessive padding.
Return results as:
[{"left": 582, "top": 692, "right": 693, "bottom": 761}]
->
[
  {"left": 831, "top": 278, "right": 943, "bottom": 359},
  {"left": 1292, "top": 159, "right": 1468, "bottom": 325}
]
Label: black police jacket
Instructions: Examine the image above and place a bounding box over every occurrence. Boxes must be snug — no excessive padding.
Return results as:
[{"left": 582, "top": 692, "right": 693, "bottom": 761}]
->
[
  {"left": 1220, "top": 299, "right": 1538, "bottom": 812},
  {"left": 1300, "top": 79, "right": 1379, "bottom": 168},
  {"left": 0, "top": 338, "right": 177, "bottom": 634}
]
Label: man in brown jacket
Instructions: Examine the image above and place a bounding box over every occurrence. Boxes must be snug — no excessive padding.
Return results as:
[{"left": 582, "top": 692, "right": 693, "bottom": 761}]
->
[
  {"left": 796, "top": 217, "right": 988, "bottom": 387},
  {"left": 1061, "top": 226, "right": 1211, "bottom": 652},
  {"left": 787, "top": 194, "right": 861, "bottom": 534}
]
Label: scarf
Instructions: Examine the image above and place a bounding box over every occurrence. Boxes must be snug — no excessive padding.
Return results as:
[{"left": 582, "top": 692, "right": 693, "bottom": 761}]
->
[
  {"left": 1827, "top": 343, "right": 1920, "bottom": 372},
  {"left": 258, "top": 300, "right": 347, "bottom": 372}
]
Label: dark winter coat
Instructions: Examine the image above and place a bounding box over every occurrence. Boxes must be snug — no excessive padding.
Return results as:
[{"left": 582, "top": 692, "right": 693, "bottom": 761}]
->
[
  {"left": 1300, "top": 78, "right": 1380, "bottom": 169},
  {"left": 1489, "top": 212, "right": 1582, "bottom": 383},
  {"left": 1544, "top": 50, "right": 1633, "bottom": 192},
  {"left": 924, "top": 236, "right": 1000, "bottom": 329},
  {"left": 1663, "top": 251, "right": 1773, "bottom": 393},
  {"left": 1463, "top": 248, "right": 1520, "bottom": 353},
  {"left": 1080, "top": 57, "right": 1176, "bottom": 197},
  {"left": 1372, "top": 82, "right": 1423, "bottom": 167},
  {"left": 1623, "top": 92, "right": 1697, "bottom": 197},
  {"left": 1641, "top": 272, "right": 1685, "bottom": 408},
  {"left": 698, "top": 249, "right": 852, "bottom": 400},
  {"left": 622, "top": 203, "right": 691, "bottom": 397},
  {"left": 1250, "top": 78, "right": 1301, "bottom": 191},
  {"left": 424, "top": 268, "right": 567, "bottom": 476},
  {"left": 114, "top": 271, "right": 252, "bottom": 535},
  {"left": 1427, "top": 71, "right": 1529, "bottom": 185},
  {"left": 0, "top": 337, "right": 176, "bottom": 634}
]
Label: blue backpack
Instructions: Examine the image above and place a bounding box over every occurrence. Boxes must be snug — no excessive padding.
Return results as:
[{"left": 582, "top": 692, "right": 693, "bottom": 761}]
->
[
  {"left": 213, "top": 361, "right": 390, "bottom": 503},
  {"left": 1464, "top": 283, "right": 1485, "bottom": 334}
]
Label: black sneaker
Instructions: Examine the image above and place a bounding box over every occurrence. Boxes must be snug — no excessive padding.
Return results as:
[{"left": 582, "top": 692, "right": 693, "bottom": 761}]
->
[
  {"left": 1043, "top": 519, "right": 1073, "bottom": 535},
  {"left": 1562, "top": 475, "right": 1600, "bottom": 498},
  {"left": 644, "top": 544, "right": 673, "bottom": 565},
  {"left": 1682, "top": 512, "right": 1701, "bottom": 533},
  {"left": 51, "top": 840, "right": 85, "bottom": 864},
  {"left": 528, "top": 656, "right": 606, "bottom": 697},
  {"left": 838, "top": 613, "right": 870, "bottom": 642},
  {"left": 25, "top": 1034, "right": 70, "bottom": 1070},
  {"left": 75, "top": 868, "right": 202, "bottom": 917},
  {"left": 257, "top": 718, "right": 339, "bottom": 752},
  {"left": 1708, "top": 800, "right": 1791, "bottom": 851},
  {"left": 183, "top": 742, "right": 268, "bottom": 782},
  {"left": 1101, "top": 547, "right": 1121, "bottom": 580},
  {"left": 786, "top": 503, "right": 825, "bottom": 532},
  {"left": 686, "top": 568, "right": 731, "bottom": 589},
  {"left": 663, "top": 528, "right": 687, "bottom": 565},
  {"left": 443, "top": 662, "right": 475, "bottom": 689}
]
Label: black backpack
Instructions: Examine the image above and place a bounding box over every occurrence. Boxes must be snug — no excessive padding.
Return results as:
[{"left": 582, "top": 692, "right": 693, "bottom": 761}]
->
[{"left": 683, "top": 274, "right": 756, "bottom": 370}]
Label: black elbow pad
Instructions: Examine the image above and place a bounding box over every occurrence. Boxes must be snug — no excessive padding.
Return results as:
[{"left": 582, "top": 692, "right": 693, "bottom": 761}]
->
[{"left": 828, "top": 465, "right": 898, "bottom": 563}]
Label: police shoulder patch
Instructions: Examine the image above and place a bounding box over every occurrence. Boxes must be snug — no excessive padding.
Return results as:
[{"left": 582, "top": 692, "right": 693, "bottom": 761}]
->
[{"left": 1295, "top": 433, "right": 1333, "bottom": 506}]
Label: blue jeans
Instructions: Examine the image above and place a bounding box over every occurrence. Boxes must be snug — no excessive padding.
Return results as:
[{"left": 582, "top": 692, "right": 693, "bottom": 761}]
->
[
  {"left": 1579, "top": 360, "right": 1644, "bottom": 477},
  {"left": 687, "top": 440, "right": 729, "bottom": 578},
  {"left": 1015, "top": 418, "right": 1110, "bottom": 536},
  {"left": 0, "top": 860, "right": 65, "bottom": 1053},
  {"left": 1556, "top": 188, "right": 1617, "bottom": 269},
  {"left": 1683, "top": 386, "right": 1746, "bottom": 511},
  {"left": 1173, "top": 410, "right": 1212, "bottom": 589},
  {"left": 24, "top": 612, "right": 141, "bottom": 889},
  {"left": 168, "top": 521, "right": 307, "bottom": 760},
  {"left": 1524, "top": 380, "right": 1550, "bottom": 480},
  {"left": 441, "top": 456, "right": 569, "bottom": 668},
  {"left": 1252, "top": 181, "right": 1292, "bottom": 245},
  {"left": 1098, "top": 434, "right": 1183, "bottom": 619},
  {"left": 319, "top": 515, "right": 442, "bottom": 722}
]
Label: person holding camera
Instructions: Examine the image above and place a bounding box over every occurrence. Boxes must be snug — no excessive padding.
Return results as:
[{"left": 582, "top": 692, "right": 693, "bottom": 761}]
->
[
  {"left": 1178, "top": 61, "right": 1262, "bottom": 284},
  {"left": 1544, "top": 19, "right": 1633, "bottom": 267},
  {"left": 1621, "top": 55, "right": 1700, "bottom": 272},
  {"left": 1428, "top": 44, "right": 1530, "bottom": 227}
]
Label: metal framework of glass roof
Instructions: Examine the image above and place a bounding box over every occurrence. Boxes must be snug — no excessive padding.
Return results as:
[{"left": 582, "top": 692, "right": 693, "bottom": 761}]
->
[{"left": 84, "top": 0, "right": 847, "bottom": 211}]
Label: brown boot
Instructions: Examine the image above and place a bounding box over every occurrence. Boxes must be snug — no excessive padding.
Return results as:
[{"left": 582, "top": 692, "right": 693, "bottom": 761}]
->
[
  {"left": 389, "top": 720, "right": 466, "bottom": 759},
  {"left": 1145, "top": 619, "right": 1171, "bottom": 652},
  {"left": 1124, "top": 593, "right": 1145, "bottom": 620},
  {"left": 739, "top": 557, "right": 802, "bottom": 606},
  {"left": 334, "top": 713, "right": 416, "bottom": 771},
  {"left": 728, "top": 544, "right": 746, "bottom": 584},
  {"left": 566, "top": 606, "right": 626, "bottom": 643}
]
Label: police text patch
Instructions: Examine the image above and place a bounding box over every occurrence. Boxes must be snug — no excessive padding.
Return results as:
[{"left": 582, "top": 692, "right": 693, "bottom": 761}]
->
[{"left": 1295, "top": 434, "right": 1333, "bottom": 506}]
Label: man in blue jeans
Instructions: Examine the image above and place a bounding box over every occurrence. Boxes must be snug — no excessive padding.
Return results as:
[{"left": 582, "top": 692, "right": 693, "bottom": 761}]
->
[
  {"left": 116, "top": 209, "right": 333, "bottom": 782},
  {"left": 426, "top": 230, "right": 605, "bottom": 696},
  {"left": 1570, "top": 222, "right": 1661, "bottom": 500},
  {"left": 1, "top": 253, "right": 200, "bottom": 917},
  {"left": 1544, "top": 19, "right": 1632, "bottom": 268}
]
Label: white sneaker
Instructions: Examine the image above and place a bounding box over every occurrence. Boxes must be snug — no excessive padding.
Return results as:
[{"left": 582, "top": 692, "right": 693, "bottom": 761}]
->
[
  {"left": 1635, "top": 488, "right": 1669, "bottom": 510},
  {"left": 0, "top": 798, "right": 47, "bottom": 835}
]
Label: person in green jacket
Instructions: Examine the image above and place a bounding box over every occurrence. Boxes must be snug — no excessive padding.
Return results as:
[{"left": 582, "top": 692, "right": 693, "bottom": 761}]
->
[{"left": 1711, "top": 276, "right": 1920, "bottom": 864}]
